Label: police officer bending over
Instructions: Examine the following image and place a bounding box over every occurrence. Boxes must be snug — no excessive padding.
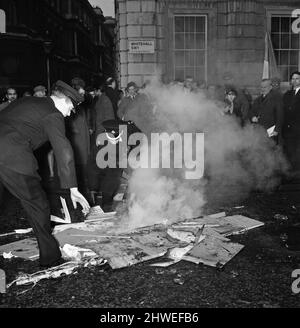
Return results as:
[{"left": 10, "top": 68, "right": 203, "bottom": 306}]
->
[{"left": 0, "top": 80, "right": 90, "bottom": 268}]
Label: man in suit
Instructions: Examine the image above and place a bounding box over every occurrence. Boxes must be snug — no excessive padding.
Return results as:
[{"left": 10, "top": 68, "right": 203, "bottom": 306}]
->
[
  {"left": 283, "top": 71, "right": 300, "bottom": 173},
  {"left": 0, "top": 80, "right": 90, "bottom": 268},
  {"left": 251, "top": 79, "right": 284, "bottom": 144}
]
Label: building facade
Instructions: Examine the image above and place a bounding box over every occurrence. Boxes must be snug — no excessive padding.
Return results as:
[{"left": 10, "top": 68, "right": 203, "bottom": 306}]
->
[
  {"left": 115, "top": 0, "right": 300, "bottom": 92},
  {"left": 0, "top": 0, "right": 116, "bottom": 95}
]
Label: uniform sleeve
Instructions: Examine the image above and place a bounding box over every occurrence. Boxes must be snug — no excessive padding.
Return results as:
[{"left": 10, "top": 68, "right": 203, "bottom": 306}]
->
[{"left": 42, "top": 113, "right": 77, "bottom": 189}]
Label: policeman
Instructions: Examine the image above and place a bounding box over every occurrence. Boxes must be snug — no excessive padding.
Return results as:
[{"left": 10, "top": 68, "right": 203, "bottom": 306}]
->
[
  {"left": 89, "top": 119, "right": 141, "bottom": 211},
  {"left": 0, "top": 80, "right": 90, "bottom": 268}
]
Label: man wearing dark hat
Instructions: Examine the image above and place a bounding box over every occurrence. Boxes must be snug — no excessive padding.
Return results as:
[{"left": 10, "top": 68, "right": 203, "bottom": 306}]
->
[{"left": 0, "top": 80, "right": 90, "bottom": 268}]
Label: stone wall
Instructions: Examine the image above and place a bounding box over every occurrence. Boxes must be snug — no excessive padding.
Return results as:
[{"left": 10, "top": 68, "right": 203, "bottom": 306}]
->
[{"left": 115, "top": 0, "right": 299, "bottom": 91}]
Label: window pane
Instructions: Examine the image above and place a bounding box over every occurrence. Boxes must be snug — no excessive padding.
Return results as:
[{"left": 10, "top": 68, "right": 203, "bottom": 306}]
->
[
  {"left": 279, "top": 50, "right": 289, "bottom": 65},
  {"left": 175, "top": 68, "right": 184, "bottom": 80},
  {"left": 175, "top": 33, "right": 184, "bottom": 49},
  {"left": 175, "top": 17, "right": 184, "bottom": 32},
  {"left": 196, "top": 51, "right": 205, "bottom": 66},
  {"left": 195, "top": 66, "right": 205, "bottom": 82},
  {"left": 185, "top": 51, "right": 195, "bottom": 66},
  {"left": 290, "top": 51, "right": 299, "bottom": 66},
  {"left": 185, "top": 34, "right": 195, "bottom": 49},
  {"left": 175, "top": 51, "right": 184, "bottom": 66},
  {"left": 290, "top": 66, "right": 299, "bottom": 77},
  {"left": 279, "top": 66, "right": 289, "bottom": 81},
  {"left": 173, "top": 15, "right": 206, "bottom": 82},
  {"left": 196, "top": 17, "right": 205, "bottom": 33},
  {"left": 291, "top": 34, "right": 299, "bottom": 49},
  {"left": 271, "top": 33, "right": 280, "bottom": 49},
  {"left": 280, "top": 33, "right": 289, "bottom": 49},
  {"left": 185, "top": 16, "right": 195, "bottom": 32},
  {"left": 271, "top": 17, "right": 280, "bottom": 32},
  {"left": 195, "top": 33, "right": 206, "bottom": 49},
  {"left": 280, "top": 17, "right": 290, "bottom": 33},
  {"left": 185, "top": 67, "right": 195, "bottom": 79},
  {"left": 274, "top": 50, "right": 279, "bottom": 63}
]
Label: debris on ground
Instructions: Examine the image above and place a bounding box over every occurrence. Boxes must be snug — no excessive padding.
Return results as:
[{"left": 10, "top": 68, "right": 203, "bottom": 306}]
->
[
  {"left": 7, "top": 257, "right": 106, "bottom": 289},
  {"left": 0, "top": 238, "right": 39, "bottom": 260},
  {"left": 0, "top": 228, "right": 33, "bottom": 238},
  {"left": 61, "top": 244, "right": 98, "bottom": 261},
  {"left": 0, "top": 209, "right": 265, "bottom": 290},
  {"left": 274, "top": 214, "right": 289, "bottom": 221},
  {"left": 154, "top": 268, "right": 164, "bottom": 275},
  {"left": 173, "top": 277, "right": 185, "bottom": 285},
  {"left": 279, "top": 226, "right": 300, "bottom": 251},
  {"left": 230, "top": 270, "right": 239, "bottom": 278},
  {"left": 0, "top": 268, "right": 6, "bottom": 293},
  {"left": 3, "top": 251, "right": 17, "bottom": 259},
  {"left": 0, "top": 211, "right": 264, "bottom": 269}
]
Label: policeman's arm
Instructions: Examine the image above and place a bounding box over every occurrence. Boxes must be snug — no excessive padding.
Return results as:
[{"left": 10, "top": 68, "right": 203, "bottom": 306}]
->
[
  {"left": 42, "top": 114, "right": 77, "bottom": 189},
  {"left": 43, "top": 114, "right": 90, "bottom": 213}
]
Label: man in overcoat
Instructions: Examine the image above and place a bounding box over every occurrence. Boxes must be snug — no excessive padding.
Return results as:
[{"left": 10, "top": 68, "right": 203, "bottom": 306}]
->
[
  {"left": 283, "top": 71, "right": 300, "bottom": 173},
  {"left": 0, "top": 80, "right": 90, "bottom": 268}
]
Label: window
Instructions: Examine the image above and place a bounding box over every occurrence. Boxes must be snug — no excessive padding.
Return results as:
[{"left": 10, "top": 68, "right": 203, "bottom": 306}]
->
[
  {"left": 173, "top": 15, "right": 207, "bottom": 82},
  {"left": 270, "top": 15, "right": 300, "bottom": 82}
]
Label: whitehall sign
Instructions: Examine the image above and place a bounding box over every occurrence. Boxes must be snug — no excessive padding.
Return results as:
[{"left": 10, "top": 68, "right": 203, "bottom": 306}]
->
[{"left": 129, "top": 40, "right": 155, "bottom": 54}]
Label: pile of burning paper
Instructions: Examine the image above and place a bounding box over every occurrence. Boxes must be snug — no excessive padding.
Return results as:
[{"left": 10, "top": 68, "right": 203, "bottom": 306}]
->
[{"left": 0, "top": 209, "right": 264, "bottom": 272}]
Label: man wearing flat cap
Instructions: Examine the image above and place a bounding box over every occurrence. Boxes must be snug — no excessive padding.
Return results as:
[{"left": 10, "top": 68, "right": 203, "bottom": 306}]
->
[
  {"left": 33, "top": 85, "right": 47, "bottom": 98},
  {"left": 0, "top": 80, "right": 90, "bottom": 268}
]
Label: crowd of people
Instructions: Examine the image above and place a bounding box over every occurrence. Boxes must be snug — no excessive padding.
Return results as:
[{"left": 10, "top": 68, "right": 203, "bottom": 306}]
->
[
  {"left": 0, "top": 71, "right": 300, "bottom": 268},
  {"left": 223, "top": 73, "right": 300, "bottom": 174},
  {"left": 173, "top": 73, "right": 300, "bottom": 175}
]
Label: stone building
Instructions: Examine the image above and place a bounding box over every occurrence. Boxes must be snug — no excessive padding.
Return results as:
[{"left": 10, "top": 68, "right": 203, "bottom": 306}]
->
[
  {"left": 0, "top": 0, "right": 116, "bottom": 95},
  {"left": 115, "top": 0, "right": 300, "bottom": 92}
]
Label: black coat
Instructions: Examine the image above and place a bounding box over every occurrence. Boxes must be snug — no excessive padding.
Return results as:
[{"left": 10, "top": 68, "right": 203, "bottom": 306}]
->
[
  {"left": 0, "top": 96, "right": 77, "bottom": 189},
  {"left": 66, "top": 104, "right": 90, "bottom": 165},
  {"left": 251, "top": 89, "right": 284, "bottom": 134},
  {"left": 283, "top": 90, "right": 300, "bottom": 138}
]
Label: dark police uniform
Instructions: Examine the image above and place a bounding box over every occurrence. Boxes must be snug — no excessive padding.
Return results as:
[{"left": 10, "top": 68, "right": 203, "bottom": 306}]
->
[{"left": 0, "top": 96, "right": 78, "bottom": 266}]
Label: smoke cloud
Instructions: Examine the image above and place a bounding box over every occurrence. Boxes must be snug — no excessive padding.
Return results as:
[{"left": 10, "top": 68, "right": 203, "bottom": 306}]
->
[{"left": 118, "top": 78, "right": 289, "bottom": 230}]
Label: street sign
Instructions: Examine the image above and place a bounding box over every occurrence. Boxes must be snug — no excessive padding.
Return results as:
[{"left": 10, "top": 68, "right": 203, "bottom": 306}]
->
[{"left": 128, "top": 40, "right": 155, "bottom": 54}]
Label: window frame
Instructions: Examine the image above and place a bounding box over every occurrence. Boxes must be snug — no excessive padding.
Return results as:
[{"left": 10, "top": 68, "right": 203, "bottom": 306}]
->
[
  {"left": 173, "top": 14, "right": 208, "bottom": 83},
  {"left": 267, "top": 7, "right": 300, "bottom": 83}
]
